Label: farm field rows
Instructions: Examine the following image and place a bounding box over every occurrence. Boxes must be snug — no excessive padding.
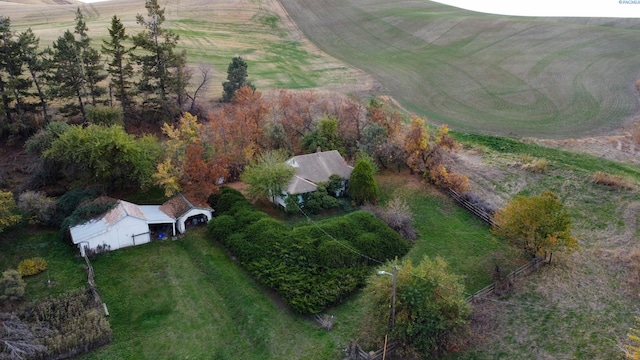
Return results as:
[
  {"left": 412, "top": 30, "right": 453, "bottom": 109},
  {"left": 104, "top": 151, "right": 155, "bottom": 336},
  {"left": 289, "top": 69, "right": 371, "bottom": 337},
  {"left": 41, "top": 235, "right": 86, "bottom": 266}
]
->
[
  {"left": 278, "top": 0, "right": 640, "bottom": 138},
  {"left": 6, "top": 0, "right": 369, "bottom": 101}
]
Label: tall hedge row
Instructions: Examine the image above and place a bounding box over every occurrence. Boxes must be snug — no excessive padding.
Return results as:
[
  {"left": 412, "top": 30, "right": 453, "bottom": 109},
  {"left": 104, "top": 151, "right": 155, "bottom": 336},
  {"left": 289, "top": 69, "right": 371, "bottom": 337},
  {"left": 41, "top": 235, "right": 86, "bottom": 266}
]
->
[{"left": 208, "top": 187, "right": 409, "bottom": 314}]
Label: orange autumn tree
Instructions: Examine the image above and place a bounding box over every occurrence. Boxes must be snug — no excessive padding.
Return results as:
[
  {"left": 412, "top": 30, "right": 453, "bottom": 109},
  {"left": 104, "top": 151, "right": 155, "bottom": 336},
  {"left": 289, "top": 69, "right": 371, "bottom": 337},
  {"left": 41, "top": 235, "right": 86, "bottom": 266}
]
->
[
  {"left": 203, "top": 86, "right": 268, "bottom": 180},
  {"left": 403, "top": 118, "right": 468, "bottom": 193},
  {"left": 182, "top": 142, "right": 228, "bottom": 200},
  {"left": 366, "top": 98, "right": 402, "bottom": 139},
  {"left": 270, "top": 90, "right": 331, "bottom": 153},
  {"left": 154, "top": 112, "right": 227, "bottom": 200}
]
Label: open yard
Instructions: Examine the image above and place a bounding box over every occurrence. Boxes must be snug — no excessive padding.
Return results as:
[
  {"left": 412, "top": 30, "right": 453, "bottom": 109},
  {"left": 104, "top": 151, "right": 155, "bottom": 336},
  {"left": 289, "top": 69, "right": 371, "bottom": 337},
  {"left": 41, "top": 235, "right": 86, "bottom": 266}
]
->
[
  {"left": 443, "top": 133, "right": 640, "bottom": 359},
  {"left": 0, "top": 172, "right": 524, "bottom": 359}
]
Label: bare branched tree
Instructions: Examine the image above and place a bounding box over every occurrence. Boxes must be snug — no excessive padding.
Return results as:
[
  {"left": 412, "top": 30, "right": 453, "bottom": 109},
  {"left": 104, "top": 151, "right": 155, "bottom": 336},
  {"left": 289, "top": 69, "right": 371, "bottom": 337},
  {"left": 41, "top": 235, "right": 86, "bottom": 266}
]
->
[{"left": 186, "top": 63, "right": 213, "bottom": 114}]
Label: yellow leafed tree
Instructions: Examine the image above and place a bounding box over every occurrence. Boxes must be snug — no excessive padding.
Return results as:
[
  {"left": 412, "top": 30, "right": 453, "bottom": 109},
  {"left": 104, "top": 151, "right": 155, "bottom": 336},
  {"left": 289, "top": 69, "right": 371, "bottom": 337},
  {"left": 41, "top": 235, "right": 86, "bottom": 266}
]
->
[
  {"left": 0, "top": 191, "right": 21, "bottom": 233},
  {"left": 493, "top": 191, "right": 577, "bottom": 262}
]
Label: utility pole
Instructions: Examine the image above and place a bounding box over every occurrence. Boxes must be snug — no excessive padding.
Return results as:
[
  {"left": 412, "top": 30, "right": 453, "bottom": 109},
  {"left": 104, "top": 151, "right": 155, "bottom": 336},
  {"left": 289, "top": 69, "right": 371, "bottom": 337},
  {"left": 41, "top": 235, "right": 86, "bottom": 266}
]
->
[{"left": 378, "top": 265, "right": 397, "bottom": 330}]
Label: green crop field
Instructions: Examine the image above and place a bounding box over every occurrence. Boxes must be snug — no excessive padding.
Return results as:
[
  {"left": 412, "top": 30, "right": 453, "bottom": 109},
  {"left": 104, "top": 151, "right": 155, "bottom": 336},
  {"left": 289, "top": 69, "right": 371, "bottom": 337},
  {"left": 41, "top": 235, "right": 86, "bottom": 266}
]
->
[
  {"left": 279, "top": 0, "right": 640, "bottom": 138},
  {"left": 6, "top": 0, "right": 365, "bottom": 101},
  {"left": 9, "top": 0, "right": 640, "bottom": 138}
]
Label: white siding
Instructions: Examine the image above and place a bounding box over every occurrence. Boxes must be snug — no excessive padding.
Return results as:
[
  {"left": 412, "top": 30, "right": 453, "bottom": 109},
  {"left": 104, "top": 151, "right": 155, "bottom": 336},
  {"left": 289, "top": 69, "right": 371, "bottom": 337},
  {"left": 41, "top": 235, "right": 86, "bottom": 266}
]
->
[
  {"left": 80, "top": 217, "right": 149, "bottom": 255},
  {"left": 176, "top": 208, "right": 212, "bottom": 233}
]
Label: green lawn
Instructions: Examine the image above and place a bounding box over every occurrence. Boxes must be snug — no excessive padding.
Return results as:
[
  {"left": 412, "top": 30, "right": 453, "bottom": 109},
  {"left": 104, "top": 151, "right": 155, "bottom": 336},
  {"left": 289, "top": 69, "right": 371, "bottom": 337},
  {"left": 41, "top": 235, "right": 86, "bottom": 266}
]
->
[
  {"left": 0, "top": 225, "right": 86, "bottom": 301},
  {"left": 376, "top": 171, "right": 526, "bottom": 293},
  {"left": 80, "top": 229, "right": 362, "bottom": 360}
]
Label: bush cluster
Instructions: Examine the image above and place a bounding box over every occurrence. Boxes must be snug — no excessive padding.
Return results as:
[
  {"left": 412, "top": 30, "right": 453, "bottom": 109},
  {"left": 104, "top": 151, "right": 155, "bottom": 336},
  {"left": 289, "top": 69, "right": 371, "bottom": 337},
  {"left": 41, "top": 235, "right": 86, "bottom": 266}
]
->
[
  {"left": 17, "top": 191, "right": 56, "bottom": 225},
  {"left": 0, "top": 269, "right": 25, "bottom": 303},
  {"left": 17, "top": 257, "right": 48, "bottom": 277},
  {"left": 363, "top": 197, "right": 418, "bottom": 242},
  {"left": 209, "top": 187, "right": 409, "bottom": 313}
]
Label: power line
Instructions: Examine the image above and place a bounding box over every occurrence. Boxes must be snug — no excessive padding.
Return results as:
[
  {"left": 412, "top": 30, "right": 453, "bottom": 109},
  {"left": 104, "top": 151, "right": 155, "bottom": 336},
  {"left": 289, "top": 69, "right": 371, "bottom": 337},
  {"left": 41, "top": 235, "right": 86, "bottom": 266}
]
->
[{"left": 294, "top": 202, "right": 637, "bottom": 318}]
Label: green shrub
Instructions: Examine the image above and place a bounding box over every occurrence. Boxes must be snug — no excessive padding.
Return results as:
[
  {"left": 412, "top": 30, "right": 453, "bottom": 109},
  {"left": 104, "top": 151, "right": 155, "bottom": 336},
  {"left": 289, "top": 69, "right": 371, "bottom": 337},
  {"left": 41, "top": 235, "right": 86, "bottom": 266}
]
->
[
  {"left": 209, "top": 193, "right": 410, "bottom": 313},
  {"left": 247, "top": 218, "right": 287, "bottom": 248},
  {"left": 86, "top": 106, "right": 124, "bottom": 126},
  {"left": 208, "top": 215, "right": 237, "bottom": 242},
  {"left": 0, "top": 269, "right": 25, "bottom": 302},
  {"left": 17, "top": 191, "right": 56, "bottom": 224},
  {"left": 214, "top": 186, "right": 249, "bottom": 214},
  {"left": 302, "top": 185, "right": 340, "bottom": 214},
  {"left": 17, "top": 257, "right": 48, "bottom": 277},
  {"left": 316, "top": 241, "right": 360, "bottom": 268},
  {"left": 52, "top": 188, "right": 102, "bottom": 227},
  {"left": 233, "top": 207, "right": 268, "bottom": 228}
]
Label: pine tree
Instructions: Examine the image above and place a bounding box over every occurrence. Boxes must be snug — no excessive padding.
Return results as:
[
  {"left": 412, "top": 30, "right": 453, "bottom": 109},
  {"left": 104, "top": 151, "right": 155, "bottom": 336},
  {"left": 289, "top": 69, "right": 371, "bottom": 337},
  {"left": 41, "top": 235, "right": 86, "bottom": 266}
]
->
[
  {"left": 18, "top": 28, "right": 49, "bottom": 122},
  {"left": 102, "top": 15, "right": 134, "bottom": 115},
  {"left": 133, "top": 0, "right": 189, "bottom": 118},
  {"left": 222, "top": 56, "right": 254, "bottom": 102},
  {"left": 348, "top": 154, "right": 379, "bottom": 204},
  {"left": 0, "top": 17, "right": 31, "bottom": 124},
  {"left": 49, "top": 30, "right": 87, "bottom": 120},
  {"left": 74, "top": 8, "right": 106, "bottom": 106}
]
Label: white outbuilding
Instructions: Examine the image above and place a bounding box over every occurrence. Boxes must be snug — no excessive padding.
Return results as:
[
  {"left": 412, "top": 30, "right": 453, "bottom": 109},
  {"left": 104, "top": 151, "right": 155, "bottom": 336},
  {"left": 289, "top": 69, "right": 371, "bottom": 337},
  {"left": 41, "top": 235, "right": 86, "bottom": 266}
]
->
[{"left": 70, "top": 195, "right": 213, "bottom": 256}]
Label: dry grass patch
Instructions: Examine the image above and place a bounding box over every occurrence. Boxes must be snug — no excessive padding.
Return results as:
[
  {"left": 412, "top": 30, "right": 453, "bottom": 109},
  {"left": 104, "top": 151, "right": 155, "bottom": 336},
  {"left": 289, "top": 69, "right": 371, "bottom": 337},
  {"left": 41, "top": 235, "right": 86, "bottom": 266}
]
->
[
  {"left": 520, "top": 157, "right": 548, "bottom": 173},
  {"left": 593, "top": 171, "right": 636, "bottom": 191}
]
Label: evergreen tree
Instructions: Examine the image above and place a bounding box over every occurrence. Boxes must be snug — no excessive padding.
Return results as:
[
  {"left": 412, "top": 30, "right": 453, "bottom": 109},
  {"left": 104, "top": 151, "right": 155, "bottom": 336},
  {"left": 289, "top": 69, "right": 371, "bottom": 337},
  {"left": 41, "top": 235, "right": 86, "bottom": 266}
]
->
[
  {"left": 348, "top": 153, "right": 379, "bottom": 204},
  {"left": 74, "top": 8, "right": 106, "bottom": 106},
  {"left": 133, "top": 0, "right": 189, "bottom": 118},
  {"left": 222, "top": 56, "right": 254, "bottom": 102},
  {"left": 102, "top": 15, "right": 134, "bottom": 115},
  {"left": 0, "top": 17, "right": 31, "bottom": 124},
  {"left": 18, "top": 28, "right": 49, "bottom": 122},
  {"left": 49, "top": 30, "right": 87, "bottom": 120},
  {"left": 301, "top": 115, "right": 344, "bottom": 154}
]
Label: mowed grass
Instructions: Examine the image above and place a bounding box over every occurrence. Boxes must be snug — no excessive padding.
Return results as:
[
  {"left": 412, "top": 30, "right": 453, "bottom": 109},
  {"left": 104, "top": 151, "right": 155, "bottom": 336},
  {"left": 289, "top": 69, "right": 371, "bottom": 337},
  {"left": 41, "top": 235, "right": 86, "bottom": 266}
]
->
[
  {"left": 278, "top": 0, "right": 640, "bottom": 138},
  {"left": 376, "top": 171, "right": 526, "bottom": 293},
  {"left": 0, "top": 225, "right": 87, "bottom": 301},
  {"left": 0, "top": 174, "right": 515, "bottom": 359},
  {"left": 79, "top": 228, "right": 362, "bottom": 360},
  {"left": 6, "top": 0, "right": 363, "bottom": 100}
]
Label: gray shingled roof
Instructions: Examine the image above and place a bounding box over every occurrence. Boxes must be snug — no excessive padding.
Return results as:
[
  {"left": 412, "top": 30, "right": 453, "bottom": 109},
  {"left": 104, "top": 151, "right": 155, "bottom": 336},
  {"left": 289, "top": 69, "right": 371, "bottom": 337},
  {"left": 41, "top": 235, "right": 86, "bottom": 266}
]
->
[{"left": 285, "top": 150, "right": 353, "bottom": 194}]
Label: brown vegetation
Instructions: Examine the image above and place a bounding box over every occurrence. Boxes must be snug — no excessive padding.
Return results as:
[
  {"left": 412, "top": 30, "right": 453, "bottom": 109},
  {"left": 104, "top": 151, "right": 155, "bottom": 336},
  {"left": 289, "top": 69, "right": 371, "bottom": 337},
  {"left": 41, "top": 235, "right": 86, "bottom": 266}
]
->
[{"left": 592, "top": 171, "right": 636, "bottom": 191}]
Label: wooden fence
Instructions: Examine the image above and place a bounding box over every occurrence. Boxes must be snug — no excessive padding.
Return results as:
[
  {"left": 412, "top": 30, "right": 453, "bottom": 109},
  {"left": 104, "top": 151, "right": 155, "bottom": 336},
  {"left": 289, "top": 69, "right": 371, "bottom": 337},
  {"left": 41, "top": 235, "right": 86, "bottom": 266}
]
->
[
  {"left": 445, "top": 188, "right": 496, "bottom": 227},
  {"left": 83, "top": 255, "right": 109, "bottom": 316},
  {"left": 466, "top": 255, "right": 546, "bottom": 303},
  {"left": 343, "top": 340, "right": 397, "bottom": 360}
]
